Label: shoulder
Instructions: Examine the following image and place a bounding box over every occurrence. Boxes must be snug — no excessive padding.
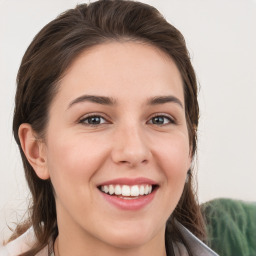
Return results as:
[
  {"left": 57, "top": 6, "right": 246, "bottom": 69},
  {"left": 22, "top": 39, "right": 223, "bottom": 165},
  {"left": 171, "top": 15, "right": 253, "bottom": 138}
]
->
[{"left": 0, "top": 227, "right": 48, "bottom": 256}]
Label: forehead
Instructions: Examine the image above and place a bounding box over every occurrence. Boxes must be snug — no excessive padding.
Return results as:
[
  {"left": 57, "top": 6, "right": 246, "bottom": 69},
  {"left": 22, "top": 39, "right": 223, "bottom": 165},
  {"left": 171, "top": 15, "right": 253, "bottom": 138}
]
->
[{"left": 55, "top": 41, "right": 184, "bottom": 106}]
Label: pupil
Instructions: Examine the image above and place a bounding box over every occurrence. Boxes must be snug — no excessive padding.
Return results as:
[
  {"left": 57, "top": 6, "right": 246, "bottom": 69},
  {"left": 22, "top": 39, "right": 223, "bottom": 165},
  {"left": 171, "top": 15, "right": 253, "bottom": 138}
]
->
[
  {"left": 153, "top": 116, "right": 164, "bottom": 124},
  {"left": 89, "top": 117, "right": 100, "bottom": 124}
]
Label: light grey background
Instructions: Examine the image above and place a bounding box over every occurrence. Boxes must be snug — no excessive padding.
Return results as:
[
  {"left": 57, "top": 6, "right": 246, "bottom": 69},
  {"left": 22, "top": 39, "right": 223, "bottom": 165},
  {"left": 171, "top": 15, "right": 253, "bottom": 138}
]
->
[{"left": 1, "top": 0, "right": 256, "bottom": 243}]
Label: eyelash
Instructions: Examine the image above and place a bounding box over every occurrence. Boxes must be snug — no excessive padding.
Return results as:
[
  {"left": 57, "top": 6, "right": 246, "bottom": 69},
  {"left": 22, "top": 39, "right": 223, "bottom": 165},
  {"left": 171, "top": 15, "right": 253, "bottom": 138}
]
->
[{"left": 78, "top": 113, "right": 176, "bottom": 126}]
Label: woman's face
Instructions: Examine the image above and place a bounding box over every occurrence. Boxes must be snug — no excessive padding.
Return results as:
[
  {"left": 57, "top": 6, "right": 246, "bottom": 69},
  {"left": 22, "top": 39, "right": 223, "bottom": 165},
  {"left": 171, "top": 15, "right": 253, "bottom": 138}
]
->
[{"left": 43, "top": 41, "right": 191, "bottom": 250}]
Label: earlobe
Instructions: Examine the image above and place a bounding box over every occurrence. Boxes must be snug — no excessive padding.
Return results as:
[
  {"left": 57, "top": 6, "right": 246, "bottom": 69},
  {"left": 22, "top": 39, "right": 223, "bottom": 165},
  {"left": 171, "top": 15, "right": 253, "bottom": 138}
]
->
[{"left": 18, "top": 123, "right": 50, "bottom": 180}]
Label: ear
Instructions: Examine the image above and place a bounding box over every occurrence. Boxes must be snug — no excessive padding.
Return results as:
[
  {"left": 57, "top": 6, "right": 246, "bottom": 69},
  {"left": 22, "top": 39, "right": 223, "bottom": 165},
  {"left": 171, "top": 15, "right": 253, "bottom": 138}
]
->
[{"left": 18, "top": 123, "right": 50, "bottom": 180}]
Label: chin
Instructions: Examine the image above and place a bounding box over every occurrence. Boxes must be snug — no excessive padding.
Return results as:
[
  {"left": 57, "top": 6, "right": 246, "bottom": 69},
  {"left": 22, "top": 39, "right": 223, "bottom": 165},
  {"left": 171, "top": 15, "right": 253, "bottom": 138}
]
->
[
  {"left": 107, "top": 234, "right": 149, "bottom": 249},
  {"left": 99, "top": 223, "right": 159, "bottom": 249}
]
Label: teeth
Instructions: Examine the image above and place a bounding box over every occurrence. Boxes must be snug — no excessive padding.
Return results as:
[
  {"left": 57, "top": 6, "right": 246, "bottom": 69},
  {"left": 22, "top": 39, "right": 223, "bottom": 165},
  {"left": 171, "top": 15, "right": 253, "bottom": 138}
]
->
[
  {"left": 100, "top": 184, "right": 153, "bottom": 197},
  {"left": 122, "top": 185, "right": 131, "bottom": 196},
  {"left": 145, "top": 185, "right": 149, "bottom": 194},
  {"left": 103, "top": 185, "right": 109, "bottom": 193},
  {"left": 130, "top": 185, "right": 140, "bottom": 196},
  {"left": 139, "top": 186, "right": 144, "bottom": 195},
  {"left": 109, "top": 185, "right": 115, "bottom": 195},
  {"left": 115, "top": 185, "right": 122, "bottom": 195}
]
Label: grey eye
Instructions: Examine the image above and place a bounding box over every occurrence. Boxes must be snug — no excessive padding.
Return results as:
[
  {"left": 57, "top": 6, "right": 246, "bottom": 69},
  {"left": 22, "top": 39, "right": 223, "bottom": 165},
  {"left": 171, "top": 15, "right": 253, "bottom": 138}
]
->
[
  {"left": 152, "top": 116, "right": 165, "bottom": 124},
  {"left": 88, "top": 116, "right": 102, "bottom": 124},
  {"left": 149, "top": 115, "right": 174, "bottom": 125},
  {"left": 80, "top": 115, "right": 107, "bottom": 125}
]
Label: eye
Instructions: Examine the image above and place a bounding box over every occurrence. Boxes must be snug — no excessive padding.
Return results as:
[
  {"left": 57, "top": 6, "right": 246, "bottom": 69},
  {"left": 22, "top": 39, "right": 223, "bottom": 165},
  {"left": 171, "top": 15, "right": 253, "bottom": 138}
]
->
[
  {"left": 79, "top": 115, "right": 108, "bottom": 126},
  {"left": 148, "top": 115, "right": 175, "bottom": 125}
]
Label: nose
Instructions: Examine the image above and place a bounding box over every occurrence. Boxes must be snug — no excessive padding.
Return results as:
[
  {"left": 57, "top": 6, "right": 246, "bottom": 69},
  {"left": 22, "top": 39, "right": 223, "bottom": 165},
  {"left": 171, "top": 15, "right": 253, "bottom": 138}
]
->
[{"left": 111, "top": 125, "right": 152, "bottom": 167}]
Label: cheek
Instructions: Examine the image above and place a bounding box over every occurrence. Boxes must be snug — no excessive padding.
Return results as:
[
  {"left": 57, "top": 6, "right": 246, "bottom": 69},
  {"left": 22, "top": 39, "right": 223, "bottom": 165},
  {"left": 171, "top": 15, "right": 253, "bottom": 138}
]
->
[
  {"left": 148, "top": 133, "right": 191, "bottom": 222},
  {"left": 152, "top": 132, "right": 191, "bottom": 186},
  {"left": 45, "top": 132, "right": 109, "bottom": 194}
]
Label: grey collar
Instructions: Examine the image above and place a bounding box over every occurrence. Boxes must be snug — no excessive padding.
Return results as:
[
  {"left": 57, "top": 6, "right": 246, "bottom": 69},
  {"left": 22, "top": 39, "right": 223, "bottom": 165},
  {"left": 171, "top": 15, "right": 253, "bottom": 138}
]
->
[{"left": 175, "top": 220, "right": 219, "bottom": 256}]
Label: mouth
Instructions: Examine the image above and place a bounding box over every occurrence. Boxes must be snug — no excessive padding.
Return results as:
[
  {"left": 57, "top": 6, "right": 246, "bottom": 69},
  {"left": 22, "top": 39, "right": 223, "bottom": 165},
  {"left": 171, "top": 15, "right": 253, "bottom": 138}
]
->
[
  {"left": 96, "top": 178, "right": 159, "bottom": 210},
  {"left": 98, "top": 184, "right": 158, "bottom": 199}
]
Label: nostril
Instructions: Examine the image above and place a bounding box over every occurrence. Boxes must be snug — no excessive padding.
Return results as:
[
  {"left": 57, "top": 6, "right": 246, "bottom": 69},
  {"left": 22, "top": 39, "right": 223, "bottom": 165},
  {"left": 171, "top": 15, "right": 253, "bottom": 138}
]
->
[{"left": 118, "top": 159, "right": 148, "bottom": 166}]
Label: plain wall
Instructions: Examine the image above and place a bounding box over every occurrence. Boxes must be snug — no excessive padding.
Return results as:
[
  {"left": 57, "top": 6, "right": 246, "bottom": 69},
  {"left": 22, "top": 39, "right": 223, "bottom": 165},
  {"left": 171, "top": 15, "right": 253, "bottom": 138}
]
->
[{"left": 1, "top": 0, "right": 255, "bottom": 242}]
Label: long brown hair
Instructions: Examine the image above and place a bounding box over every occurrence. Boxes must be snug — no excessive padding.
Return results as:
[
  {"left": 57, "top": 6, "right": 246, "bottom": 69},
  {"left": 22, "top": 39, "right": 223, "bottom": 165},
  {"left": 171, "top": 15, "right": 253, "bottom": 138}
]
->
[{"left": 11, "top": 0, "right": 205, "bottom": 255}]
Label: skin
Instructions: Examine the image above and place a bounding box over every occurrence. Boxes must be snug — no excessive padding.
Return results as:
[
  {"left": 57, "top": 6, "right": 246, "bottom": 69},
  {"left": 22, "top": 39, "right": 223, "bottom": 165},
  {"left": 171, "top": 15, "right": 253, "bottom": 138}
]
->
[{"left": 19, "top": 41, "right": 191, "bottom": 256}]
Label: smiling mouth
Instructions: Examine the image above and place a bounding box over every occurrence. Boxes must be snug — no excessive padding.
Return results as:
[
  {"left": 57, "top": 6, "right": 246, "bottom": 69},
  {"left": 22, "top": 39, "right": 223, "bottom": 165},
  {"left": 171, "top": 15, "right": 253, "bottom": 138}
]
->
[{"left": 98, "top": 184, "right": 158, "bottom": 199}]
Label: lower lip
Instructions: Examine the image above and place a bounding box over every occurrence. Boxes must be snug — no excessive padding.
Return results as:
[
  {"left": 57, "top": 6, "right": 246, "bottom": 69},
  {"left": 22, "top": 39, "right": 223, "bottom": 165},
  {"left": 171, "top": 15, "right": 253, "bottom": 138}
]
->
[{"left": 99, "top": 188, "right": 157, "bottom": 211}]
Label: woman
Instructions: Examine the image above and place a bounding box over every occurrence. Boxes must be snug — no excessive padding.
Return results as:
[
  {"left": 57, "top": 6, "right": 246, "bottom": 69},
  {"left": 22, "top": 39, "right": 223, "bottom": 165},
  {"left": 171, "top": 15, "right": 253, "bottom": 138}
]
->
[{"left": 1, "top": 1, "right": 218, "bottom": 255}]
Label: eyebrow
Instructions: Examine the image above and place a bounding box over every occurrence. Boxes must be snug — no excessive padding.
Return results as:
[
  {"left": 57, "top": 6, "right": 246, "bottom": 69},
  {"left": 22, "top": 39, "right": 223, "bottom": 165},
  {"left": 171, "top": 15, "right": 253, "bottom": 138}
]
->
[
  {"left": 147, "top": 96, "right": 183, "bottom": 108},
  {"left": 67, "top": 94, "right": 183, "bottom": 110},
  {"left": 67, "top": 95, "right": 116, "bottom": 109}
]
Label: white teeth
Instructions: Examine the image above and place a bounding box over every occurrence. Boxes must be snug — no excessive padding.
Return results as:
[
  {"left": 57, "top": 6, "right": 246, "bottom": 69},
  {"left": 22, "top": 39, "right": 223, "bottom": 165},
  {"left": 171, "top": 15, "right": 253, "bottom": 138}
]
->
[
  {"left": 130, "top": 185, "right": 140, "bottom": 196},
  {"left": 139, "top": 185, "right": 145, "bottom": 195},
  {"left": 103, "top": 185, "right": 109, "bottom": 193},
  {"left": 115, "top": 185, "right": 122, "bottom": 195},
  {"left": 100, "top": 184, "right": 153, "bottom": 197},
  {"left": 145, "top": 185, "right": 149, "bottom": 194},
  {"left": 109, "top": 185, "right": 115, "bottom": 195},
  {"left": 122, "top": 185, "right": 131, "bottom": 196}
]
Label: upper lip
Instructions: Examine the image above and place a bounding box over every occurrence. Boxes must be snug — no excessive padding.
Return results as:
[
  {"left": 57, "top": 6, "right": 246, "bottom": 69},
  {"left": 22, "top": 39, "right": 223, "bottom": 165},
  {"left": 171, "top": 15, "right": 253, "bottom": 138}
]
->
[{"left": 97, "top": 177, "right": 158, "bottom": 186}]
